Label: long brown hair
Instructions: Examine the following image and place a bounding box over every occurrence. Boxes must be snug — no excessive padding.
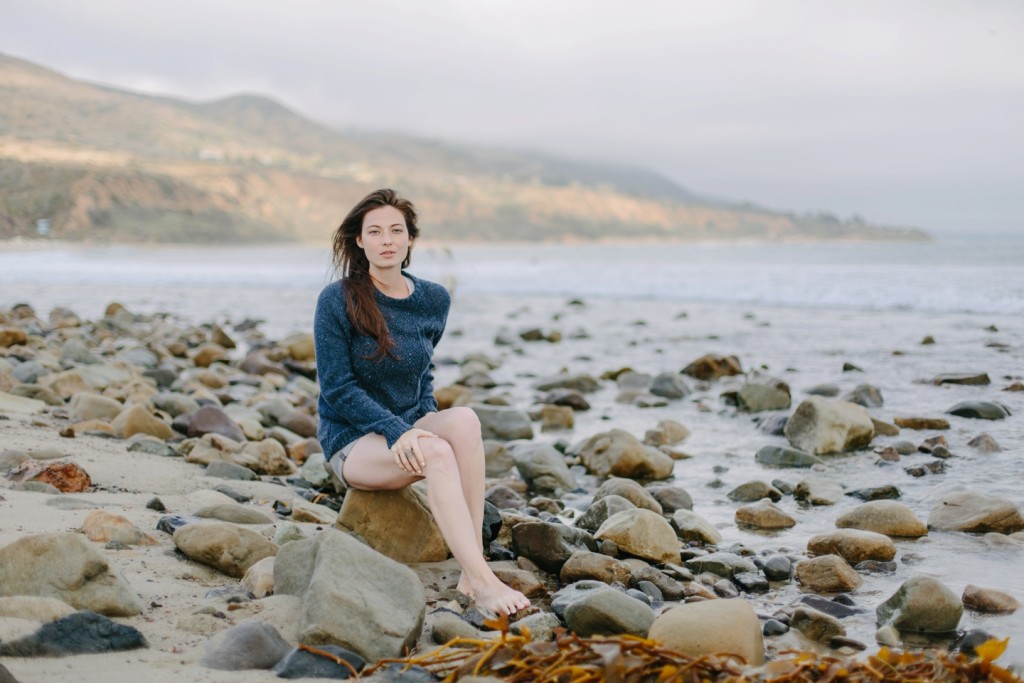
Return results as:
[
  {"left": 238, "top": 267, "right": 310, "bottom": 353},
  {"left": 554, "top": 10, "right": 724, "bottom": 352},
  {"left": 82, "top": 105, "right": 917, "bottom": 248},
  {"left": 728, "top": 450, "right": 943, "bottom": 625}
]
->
[{"left": 331, "top": 188, "right": 420, "bottom": 361}]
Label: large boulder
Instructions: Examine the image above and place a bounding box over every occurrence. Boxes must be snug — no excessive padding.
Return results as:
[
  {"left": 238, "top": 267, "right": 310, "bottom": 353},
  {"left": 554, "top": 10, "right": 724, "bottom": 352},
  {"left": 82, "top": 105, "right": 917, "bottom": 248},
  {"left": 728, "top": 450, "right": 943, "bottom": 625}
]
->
[
  {"left": 876, "top": 576, "right": 963, "bottom": 633},
  {"left": 0, "top": 533, "right": 143, "bottom": 616},
  {"left": 648, "top": 599, "right": 765, "bottom": 665},
  {"left": 564, "top": 586, "right": 656, "bottom": 637},
  {"left": 836, "top": 500, "right": 928, "bottom": 538},
  {"left": 806, "top": 529, "right": 896, "bottom": 564},
  {"left": 511, "top": 521, "right": 597, "bottom": 573},
  {"left": 173, "top": 522, "right": 278, "bottom": 578},
  {"left": 784, "top": 397, "right": 874, "bottom": 454},
  {"left": 573, "top": 429, "right": 674, "bottom": 480},
  {"left": 335, "top": 487, "right": 449, "bottom": 563},
  {"left": 274, "top": 529, "right": 425, "bottom": 662},
  {"left": 927, "top": 491, "right": 1024, "bottom": 534},
  {"left": 594, "top": 509, "right": 680, "bottom": 564},
  {"left": 575, "top": 495, "right": 636, "bottom": 533},
  {"left": 509, "top": 443, "right": 577, "bottom": 495}
]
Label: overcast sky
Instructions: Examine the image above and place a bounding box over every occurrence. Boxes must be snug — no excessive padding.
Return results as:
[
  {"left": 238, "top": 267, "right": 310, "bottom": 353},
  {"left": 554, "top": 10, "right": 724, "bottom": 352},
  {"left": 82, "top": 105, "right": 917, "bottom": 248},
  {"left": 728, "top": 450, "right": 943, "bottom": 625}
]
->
[{"left": 3, "top": 0, "right": 1022, "bottom": 234}]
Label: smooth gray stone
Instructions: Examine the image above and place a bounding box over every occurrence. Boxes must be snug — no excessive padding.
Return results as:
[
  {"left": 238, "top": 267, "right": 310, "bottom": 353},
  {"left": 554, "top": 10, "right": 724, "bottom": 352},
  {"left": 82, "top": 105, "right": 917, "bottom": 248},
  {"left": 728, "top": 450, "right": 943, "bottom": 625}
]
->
[
  {"left": 754, "top": 445, "right": 823, "bottom": 468},
  {"left": 200, "top": 622, "right": 291, "bottom": 670},
  {"left": 946, "top": 401, "right": 1009, "bottom": 420},
  {"left": 273, "top": 645, "right": 364, "bottom": 679},
  {"left": 205, "top": 461, "right": 258, "bottom": 480}
]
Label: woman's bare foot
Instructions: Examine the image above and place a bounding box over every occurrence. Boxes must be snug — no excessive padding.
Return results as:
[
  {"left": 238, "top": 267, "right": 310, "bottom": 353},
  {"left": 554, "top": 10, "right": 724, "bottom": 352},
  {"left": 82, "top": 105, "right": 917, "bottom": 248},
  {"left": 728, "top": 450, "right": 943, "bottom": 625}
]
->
[{"left": 457, "top": 574, "right": 530, "bottom": 615}]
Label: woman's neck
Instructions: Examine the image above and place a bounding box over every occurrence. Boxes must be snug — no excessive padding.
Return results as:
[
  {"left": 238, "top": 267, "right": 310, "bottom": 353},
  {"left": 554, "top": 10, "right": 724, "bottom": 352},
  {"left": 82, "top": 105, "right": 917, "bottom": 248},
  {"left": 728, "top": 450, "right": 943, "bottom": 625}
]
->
[{"left": 369, "top": 266, "right": 409, "bottom": 298}]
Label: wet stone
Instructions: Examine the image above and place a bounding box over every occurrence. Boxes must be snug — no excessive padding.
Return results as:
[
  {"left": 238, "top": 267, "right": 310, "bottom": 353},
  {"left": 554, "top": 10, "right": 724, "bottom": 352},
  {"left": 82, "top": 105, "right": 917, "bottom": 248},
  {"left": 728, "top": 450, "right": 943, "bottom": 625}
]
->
[
  {"left": 126, "top": 439, "right": 177, "bottom": 457},
  {"left": 968, "top": 433, "right": 1002, "bottom": 453},
  {"left": 798, "top": 594, "right": 861, "bottom": 619},
  {"left": 213, "top": 484, "right": 251, "bottom": 503},
  {"left": 200, "top": 621, "right": 290, "bottom": 670},
  {"left": 847, "top": 485, "right": 901, "bottom": 501},
  {"left": 205, "top": 461, "right": 258, "bottom": 480},
  {"left": 273, "top": 644, "right": 365, "bottom": 679},
  {"left": 0, "top": 610, "right": 147, "bottom": 657},
  {"left": 761, "top": 555, "right": 793, "bottom": 581},
  {"left": 763, "top": 619, "right": 789, "bottom": 637},
  {"left": 155, "top": 514, "right": 199, "bottom": 535},
  {"left": 947, "top": 400, "right": 1010, "bottom": 420},
  {"left": 754, "top": 445, "right": 823, "bottom": 468},
  {"left": 734, "top": 571, "right": 769, "bottom": 593}
]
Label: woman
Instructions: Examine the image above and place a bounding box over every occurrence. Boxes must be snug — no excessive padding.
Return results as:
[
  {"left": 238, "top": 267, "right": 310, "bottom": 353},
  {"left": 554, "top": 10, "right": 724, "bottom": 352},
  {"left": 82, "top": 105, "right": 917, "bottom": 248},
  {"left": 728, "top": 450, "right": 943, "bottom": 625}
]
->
[{"left": 314, "top": 188, "right": 530, "bottom": 616}]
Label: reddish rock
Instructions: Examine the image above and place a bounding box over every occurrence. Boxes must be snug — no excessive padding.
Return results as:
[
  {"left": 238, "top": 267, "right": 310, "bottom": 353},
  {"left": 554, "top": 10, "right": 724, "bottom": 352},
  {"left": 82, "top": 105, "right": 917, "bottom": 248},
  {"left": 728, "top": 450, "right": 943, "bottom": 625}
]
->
[
  {"left": 682, "top": 354, "right": 742, "bottom": 381},
  {"left": 6, "top": 460, "right": 92, "bottom": 493}
]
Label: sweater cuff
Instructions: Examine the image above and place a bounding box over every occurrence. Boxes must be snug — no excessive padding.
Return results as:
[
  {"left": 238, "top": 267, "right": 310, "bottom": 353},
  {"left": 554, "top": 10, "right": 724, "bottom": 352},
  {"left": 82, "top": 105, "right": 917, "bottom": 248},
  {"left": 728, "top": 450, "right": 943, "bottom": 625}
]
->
[{"left": 380, "top": 419, "right": 414, "bottom": 449}]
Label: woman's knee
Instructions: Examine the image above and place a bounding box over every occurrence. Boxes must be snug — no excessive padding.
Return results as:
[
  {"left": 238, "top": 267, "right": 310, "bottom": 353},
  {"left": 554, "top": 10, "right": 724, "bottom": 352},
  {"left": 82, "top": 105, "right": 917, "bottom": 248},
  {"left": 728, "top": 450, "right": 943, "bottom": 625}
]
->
[
  {"left": 442, "top": 406, "right": 481, "bottom": 438},
  {"left": 419, "top": 437, "right": 457, "bottom": 474}
]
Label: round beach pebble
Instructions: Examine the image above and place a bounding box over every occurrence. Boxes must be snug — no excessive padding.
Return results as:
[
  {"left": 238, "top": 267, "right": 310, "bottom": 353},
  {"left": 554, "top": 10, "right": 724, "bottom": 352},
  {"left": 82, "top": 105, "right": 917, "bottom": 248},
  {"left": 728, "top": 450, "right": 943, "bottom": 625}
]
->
[
  {"left": 806, "top": 529, "right": 896, "bottom": 564},
  {"left": 795, "top": 555, "right": 862, "bottom": 592},
  {"left": 836, "top": 500, "right": 927, "bottom": 538}
]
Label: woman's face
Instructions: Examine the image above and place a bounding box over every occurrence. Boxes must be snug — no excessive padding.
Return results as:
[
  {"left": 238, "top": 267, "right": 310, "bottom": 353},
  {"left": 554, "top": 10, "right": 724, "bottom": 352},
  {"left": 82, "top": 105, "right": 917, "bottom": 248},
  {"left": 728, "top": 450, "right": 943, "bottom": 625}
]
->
[{"left": 357, "top": 205, "right": 410, "bottom": 272}]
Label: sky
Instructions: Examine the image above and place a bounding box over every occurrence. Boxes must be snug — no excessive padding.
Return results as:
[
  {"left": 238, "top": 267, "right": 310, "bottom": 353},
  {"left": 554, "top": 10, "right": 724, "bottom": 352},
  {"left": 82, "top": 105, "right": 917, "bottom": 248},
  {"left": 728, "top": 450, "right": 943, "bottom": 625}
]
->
[{"left": 2, "top": 0, "right": 1022, "bottom": 235}]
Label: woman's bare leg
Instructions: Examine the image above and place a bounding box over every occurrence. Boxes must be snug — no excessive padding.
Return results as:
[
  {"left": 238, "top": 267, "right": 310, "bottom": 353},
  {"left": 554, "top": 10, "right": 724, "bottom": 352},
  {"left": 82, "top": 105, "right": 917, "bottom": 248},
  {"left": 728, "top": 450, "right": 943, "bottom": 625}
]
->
[{"left": 342, "top": 425, "right": 530, "bottom": 615}]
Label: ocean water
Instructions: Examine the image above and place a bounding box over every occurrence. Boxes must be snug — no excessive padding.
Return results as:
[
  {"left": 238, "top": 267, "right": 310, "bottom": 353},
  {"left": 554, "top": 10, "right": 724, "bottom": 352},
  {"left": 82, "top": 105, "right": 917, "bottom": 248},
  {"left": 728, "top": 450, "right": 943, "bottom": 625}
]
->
[{"left": 2, "top": 236, "right": 1024, "bottom": 661}]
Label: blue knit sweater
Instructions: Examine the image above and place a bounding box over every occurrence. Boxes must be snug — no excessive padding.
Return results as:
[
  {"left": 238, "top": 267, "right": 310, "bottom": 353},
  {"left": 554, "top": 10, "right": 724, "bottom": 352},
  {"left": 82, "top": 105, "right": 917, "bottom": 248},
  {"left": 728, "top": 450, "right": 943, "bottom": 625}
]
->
[{"left": 314, "top": 272, "right": 450, "bottom": 458}]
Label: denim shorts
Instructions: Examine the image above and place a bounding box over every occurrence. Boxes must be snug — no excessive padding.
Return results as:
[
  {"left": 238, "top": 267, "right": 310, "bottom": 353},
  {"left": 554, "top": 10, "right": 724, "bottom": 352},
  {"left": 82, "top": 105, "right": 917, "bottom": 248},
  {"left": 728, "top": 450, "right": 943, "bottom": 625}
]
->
[{"left": 327, "top": 438, "right": 360, "bottom": 491}]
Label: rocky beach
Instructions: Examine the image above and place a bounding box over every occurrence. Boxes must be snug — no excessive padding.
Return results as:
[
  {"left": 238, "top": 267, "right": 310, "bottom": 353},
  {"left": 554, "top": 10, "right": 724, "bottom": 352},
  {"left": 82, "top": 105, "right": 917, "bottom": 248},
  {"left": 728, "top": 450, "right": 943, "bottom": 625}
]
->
[{"left": 1, "top": 241, "right": 1023, "bottom": 682}]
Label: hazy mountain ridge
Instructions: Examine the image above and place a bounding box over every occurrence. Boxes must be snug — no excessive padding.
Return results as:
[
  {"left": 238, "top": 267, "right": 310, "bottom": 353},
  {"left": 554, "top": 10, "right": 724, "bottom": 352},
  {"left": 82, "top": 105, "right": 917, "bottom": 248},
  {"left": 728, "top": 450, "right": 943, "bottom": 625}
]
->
[{"left": 0, "top": 53, "right": 928, "bottom": 243}]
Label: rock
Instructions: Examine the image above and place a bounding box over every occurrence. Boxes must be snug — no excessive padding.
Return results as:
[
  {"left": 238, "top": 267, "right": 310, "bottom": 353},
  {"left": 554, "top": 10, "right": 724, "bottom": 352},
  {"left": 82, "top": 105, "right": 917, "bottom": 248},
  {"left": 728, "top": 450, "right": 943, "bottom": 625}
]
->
[
  {"left": 188, "top": 405, "right": 247, "bottom": 441},
  {"left": 510, "top": 443, "right": 576, "bottom": 495},
  {"left": 6, "top": 460, "right": 92, "bottom": 493},
  {"left": 68, "top": 393, "right": 122, "bottom": 422},
  {"left": 843, "top": 384, "right": 884, "bottom": 408},
  {"left": 754, "top": 445, "right": 823, "bottom": 468},
  {"left": 728, "top": 480, "right": 781, "bottom": 503},
  {"left": 794, "top": 475, "right": 844, "bottom": 505},
  {"left": 575, "top": 495, "right": 636, "bottom": 533},
  {"left": 0, "top": 326, "right": 28, "bottom": 347},
  {"left": 195, "top": 503, "right": 275, "bottom": 525},
  {"left": 465, "top": 405, "right": 531, "bottom": 442},
  {"left": 685, "top": 552, "right": 757, "bottom": 579},
  {"left": 946, "top": 400, "right": 1010, "bottom": 420},
  {"left": 875, "top": 625, "right": 900, "bottom": 646},
  {"left": 511, "top": 521, "right": 597, "bottom": 573},
  {"left": 738, "top": 377, "right": 791, "bottom": 412},
  {"left": 762, "top": 555, "right": 793, "bottom": 581},
  {"left": 682, "top": 354, "right": 743, "bottom": 381},
  {"left": 0, "top": 533, "right": 143, "bottom": 616},
  {"left": 574, "top": 429, "right": 674, "bottom": 480},
  {"left": 893, "top": 416, "right": 949, "bottom": 430},
  {"left": 239, "top": 557, "right": 275, "bottom": 599},
  {"left": 291, "top": 500, "right": 338, "bottom": 526},
  {"left": 563, "top": 585, "right": 656, "bottom": 637},
  {"left": 283, "top": 332, "right": 315, "bottom": 360},
  {"left": 876, "top": 576, "right": 963, "bottom": 633},
  {"left": 483, "top": 440, "right": 515, "bottom": 477},
  {"left": 533, "top": 373, "right": 600, "bottom": 393},
  {"left": 928, "top": 491, "right": 1024, "bottom": 534},
  {"left": 836, "top": 500, "right": 928, "bottom": 538},
  {"left": 669, "top": 509, "right": 723, "bottom": 545},
  {"left": 648, "top": 599, "right": 764, "bottom": 665},
  {"left": 193, "top": 342, "right": 228, "bottom": 367},
  {"left": 279, "top": 410, "right": 318, "bottom": 438},
  {"left": 784, "top": 397, "right": 874, "bottom": 454},
  {"left": 646, "top": 484, "right": 693, "bottom": 513},
  {"left": 200, "top": 621, "right": 292, "bottom": 670},
  {"left": 807, "top": 529, "right": 896, "bottom": 564},
  {"left": 298, "top": 451, "right": 330, "bottom": 487},
  {"left": 643, "top": 419, "right": 690, "bottom": 447},
  {"left": 847, "top": 485, "right": 901, "bottom": 501},
  {"left": 151, "top": 391, "right": 201, "bottom": 417},
  {"left": 735, "top": 500, "right": 796, "bottom": 529},
  {"left": 273, "top": 644, "right": 365, "bottom": 679},
  {"left": 790, "top": 607, "right": 845, "bottom": 643},
  {"left": 81, "top": 510, "right": 158, "bottom": 546},
  {"left": 8, "top": 384, "right": 62, "bottom": 406},
  {"left": 173, "top": 522, "right": 278, "bottom": 578},
  {"left": 485, "top": 484, "right": 526, "bottom": 511},
  {"left": 539, "top": 404, "right": 575, "bottom": 430},
  {"left": 962, "top": 584, "right": 1021, "bottom": 614},
  {"left": 205, "top": 461, "right": 259, "bottom": 480},
  {"left": 932, "top": 373, "right": 990, "bottom": 386},
  {"left": 127, "top": 438, "right": 176, "bottom": 457},
  {"left": 510, "top": 612, "right": 562, "bottom": 641},
  {"left": 967, "top": 433, "right": 1001, "bottom": 453},
  {"left": 0, "top": 610, "right": 146, "bottom": 657},
  {"left": 234, "top": 439, "right": 296, "bottom": 476},
  {"left": 111, "top": 405, "right": 173, "bottom": 440},
  {"left": 335, "top": 487, "right": 448, "bottom": 563},
  {"left": 274, "top": 529, "right": 425, "bottom": 662},
  {"left": 759, "top": 416, "right": 790, "bottom": 436},
  {"left": 650, "top": 372, "right": 691, "bottom": 399},
  {"left": 560, "top": 550, "right": 633, "bottom": 585},
  {"left": 0, "top": 391, "right": 46, "bottom": 415},
  {"left": 795, "top": 555, "right": 862, "bottom": 592},
  {"left": 871, "top": 417, "right": 900, "bottom": 436},
  {"left": 593, "top": 477, "right": 662, "bottom": 513},
  {"left": 629, "top": 565, "right": 684, "bottom": 601},
  {"left": 542, "top": 388, "right": 591, "bottom": 411},
  {"left": 594, "top": 509, "right": 680, "bottom": 564},
  {"left": 0, "top": 596, "right": 76, "bottom": 622}
]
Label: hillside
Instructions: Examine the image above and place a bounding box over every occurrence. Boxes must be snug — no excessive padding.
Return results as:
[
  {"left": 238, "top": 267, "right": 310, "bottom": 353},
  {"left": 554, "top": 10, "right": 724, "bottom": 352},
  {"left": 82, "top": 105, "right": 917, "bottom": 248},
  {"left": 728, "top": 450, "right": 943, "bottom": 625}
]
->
[{"left": 0, "top": 53, "right": 929, "bottom": 244}]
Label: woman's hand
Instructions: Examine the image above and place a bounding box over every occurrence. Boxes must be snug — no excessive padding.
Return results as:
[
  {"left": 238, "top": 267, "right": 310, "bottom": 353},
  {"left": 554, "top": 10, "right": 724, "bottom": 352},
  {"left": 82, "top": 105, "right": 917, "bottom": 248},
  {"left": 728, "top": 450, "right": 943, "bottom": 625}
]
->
[{"left": 391, "top": 428, "right": 437, "bottom": 475}]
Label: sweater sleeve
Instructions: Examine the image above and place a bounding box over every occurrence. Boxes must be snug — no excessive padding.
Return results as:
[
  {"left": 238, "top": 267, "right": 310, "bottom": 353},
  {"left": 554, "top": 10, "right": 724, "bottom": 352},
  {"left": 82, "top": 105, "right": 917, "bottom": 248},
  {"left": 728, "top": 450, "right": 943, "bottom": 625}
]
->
[
  {"left": 315, "top": 287, "right": 413, "bottom": 448},
  {"left": 417, "top": 286, "right": 450, "bottom": 415}
]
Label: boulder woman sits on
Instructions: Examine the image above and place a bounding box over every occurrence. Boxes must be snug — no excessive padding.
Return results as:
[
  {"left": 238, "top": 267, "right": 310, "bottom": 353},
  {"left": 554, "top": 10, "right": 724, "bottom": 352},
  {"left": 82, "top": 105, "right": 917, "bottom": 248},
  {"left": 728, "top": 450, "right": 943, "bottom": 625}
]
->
[{"left": 314, "top": 188, "right": 530, "bottom": 616}]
